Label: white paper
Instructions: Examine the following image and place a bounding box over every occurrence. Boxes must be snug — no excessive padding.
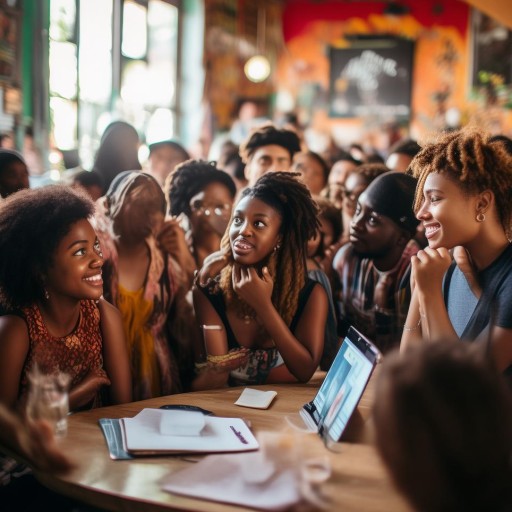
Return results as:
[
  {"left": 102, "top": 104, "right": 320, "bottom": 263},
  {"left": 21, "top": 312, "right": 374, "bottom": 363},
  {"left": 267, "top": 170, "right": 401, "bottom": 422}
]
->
[
  {"left": 121, "top": 408, "right": 259, "bottom": 453},
  {"left": 234, "top": 388, "right": 277, "bottom": 409},
  {"left": 159, "top": 410, "right": 205, "bottom": 436},
  {"left": 162, "top": 453, "right": 300, "bottom": 511}
]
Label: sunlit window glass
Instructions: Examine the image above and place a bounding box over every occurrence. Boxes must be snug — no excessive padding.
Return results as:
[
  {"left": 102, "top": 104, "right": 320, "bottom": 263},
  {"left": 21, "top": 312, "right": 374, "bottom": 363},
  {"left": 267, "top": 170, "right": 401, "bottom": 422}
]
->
[{"left": 122, "top": 1, "right": 147, "bottom": 59}]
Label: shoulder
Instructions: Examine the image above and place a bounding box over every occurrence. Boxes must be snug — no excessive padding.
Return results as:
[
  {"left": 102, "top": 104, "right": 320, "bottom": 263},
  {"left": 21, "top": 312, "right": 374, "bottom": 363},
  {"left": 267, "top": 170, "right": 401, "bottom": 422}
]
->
[
  {"left": 333, "top": 243, "right": 354, "bottom": 270},
  {"left": 97, "top": 297, "right": 122, "bottom": 321},
  {"left": 0, "top": 314, "right": 29, "bottom": 345}
]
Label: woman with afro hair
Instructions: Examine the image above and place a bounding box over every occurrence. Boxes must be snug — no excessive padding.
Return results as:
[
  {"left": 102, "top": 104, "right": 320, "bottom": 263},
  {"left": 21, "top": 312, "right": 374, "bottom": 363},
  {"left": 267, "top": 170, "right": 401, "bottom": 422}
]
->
[{"left": 0, "top": 186, "right": 131, "bottom": 411}]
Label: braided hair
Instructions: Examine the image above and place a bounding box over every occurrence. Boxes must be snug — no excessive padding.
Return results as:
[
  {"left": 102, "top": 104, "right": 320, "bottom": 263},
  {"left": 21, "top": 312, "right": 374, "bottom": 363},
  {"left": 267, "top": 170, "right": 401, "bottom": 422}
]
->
[
  {"left": 409, "top": 127, "right": 512, "bottom": 233},
  {"left": 218, "top": 172, "right": 319, "bottom": 325}
]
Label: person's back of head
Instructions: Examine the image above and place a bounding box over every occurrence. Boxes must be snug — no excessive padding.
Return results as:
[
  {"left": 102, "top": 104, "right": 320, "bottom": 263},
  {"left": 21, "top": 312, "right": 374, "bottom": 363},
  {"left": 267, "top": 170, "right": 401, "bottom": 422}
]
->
[
  {"left": 386, "top": 138, "right": 421, "bottom": 172},
  {"left": 72, "top": 170, "right": 104, "bottom": 201},
  {"left": 147, "top": 139, "right": 190, "bottom": 187},
  {"left": 93, "top": 120, "right": 142, "bottom": 193},
  {"left": 373, "top": 341, "right": 512, "bottom": 512}
]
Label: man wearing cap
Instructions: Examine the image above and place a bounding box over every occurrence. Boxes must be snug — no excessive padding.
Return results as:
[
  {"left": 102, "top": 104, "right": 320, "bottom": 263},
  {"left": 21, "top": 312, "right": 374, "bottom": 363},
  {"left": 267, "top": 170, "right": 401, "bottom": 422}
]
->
[
  {"left": 239, "top": 123, "right": 301, "bottom": 187},
  {"left": 333, "top": 171, "right": 420, "bottom": 353}
]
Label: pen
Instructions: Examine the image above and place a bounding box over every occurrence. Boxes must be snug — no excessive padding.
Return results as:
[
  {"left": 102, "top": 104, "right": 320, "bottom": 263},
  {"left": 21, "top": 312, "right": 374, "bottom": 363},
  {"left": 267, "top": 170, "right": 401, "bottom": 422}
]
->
[{"left": 230, "top": 425, "right": 248, "bottom": 444}]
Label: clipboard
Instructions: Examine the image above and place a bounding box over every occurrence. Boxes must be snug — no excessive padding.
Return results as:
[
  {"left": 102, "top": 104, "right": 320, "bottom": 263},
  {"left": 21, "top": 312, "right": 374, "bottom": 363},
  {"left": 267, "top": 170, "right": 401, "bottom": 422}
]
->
[{"left": 113, "top": 408, "right": 259, "bottom": 456}]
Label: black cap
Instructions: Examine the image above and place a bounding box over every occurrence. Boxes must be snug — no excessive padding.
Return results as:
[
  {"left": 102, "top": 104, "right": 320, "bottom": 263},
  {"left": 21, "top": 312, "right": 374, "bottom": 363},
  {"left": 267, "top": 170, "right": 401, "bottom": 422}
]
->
[{"left": 363, "top": 171, "right": 419, "bottom": 235}]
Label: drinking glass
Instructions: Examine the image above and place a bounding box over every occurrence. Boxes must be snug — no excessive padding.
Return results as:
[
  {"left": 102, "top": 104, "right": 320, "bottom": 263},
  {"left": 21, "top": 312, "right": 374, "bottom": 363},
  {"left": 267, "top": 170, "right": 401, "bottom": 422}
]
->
[{"left": 26, "top": 368, "right": 71, "bottom": 437}]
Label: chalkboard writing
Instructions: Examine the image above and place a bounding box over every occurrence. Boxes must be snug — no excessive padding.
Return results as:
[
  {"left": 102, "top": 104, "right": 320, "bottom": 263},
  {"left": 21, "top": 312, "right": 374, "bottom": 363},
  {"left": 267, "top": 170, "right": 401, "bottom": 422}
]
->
[{"left": 329, "top": 37, "right": 414, "bottom": 119}]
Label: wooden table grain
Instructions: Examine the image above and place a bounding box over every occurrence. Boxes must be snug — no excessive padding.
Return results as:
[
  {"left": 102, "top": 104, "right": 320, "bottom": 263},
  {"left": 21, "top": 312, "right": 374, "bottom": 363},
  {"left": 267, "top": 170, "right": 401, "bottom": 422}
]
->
[{"left": 35, "top": 373, "right": 411, "bottom": 512}]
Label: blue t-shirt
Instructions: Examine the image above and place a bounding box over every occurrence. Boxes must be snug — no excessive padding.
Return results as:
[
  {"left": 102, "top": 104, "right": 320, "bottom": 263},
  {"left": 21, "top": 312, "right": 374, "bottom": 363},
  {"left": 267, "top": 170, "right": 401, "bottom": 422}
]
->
[{"left": 445, "top": 243, "right": 512, "bottom": 339}]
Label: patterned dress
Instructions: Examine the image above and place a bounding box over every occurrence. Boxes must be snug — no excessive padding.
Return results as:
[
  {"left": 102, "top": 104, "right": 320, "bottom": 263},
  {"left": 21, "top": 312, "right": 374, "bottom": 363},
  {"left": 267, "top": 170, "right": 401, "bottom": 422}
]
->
[{"left": 19, "top": 300, "right": 106, "bottom": 405}]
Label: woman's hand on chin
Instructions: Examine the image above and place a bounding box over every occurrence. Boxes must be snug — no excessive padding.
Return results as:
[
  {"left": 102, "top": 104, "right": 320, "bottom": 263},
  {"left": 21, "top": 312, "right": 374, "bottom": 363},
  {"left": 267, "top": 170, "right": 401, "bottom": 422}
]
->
[
  {"left": 232, "top": 264, "right": 273, "bottom": 310},
  {"left": 411, "top": 247, "right": 452, "bottom": 296}
]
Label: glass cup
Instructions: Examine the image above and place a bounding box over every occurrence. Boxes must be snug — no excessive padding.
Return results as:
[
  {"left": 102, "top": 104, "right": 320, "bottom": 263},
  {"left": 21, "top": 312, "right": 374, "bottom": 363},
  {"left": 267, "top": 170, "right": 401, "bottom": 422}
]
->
[{"left": 26, "top": 368, "right": 71, "bottom": 437}]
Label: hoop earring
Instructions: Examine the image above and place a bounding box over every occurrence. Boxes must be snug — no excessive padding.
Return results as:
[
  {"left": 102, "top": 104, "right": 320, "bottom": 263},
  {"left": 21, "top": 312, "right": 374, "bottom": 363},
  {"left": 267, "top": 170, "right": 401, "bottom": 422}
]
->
[{"left": 476, "top": 212, "right": 486, "bottom": 222}]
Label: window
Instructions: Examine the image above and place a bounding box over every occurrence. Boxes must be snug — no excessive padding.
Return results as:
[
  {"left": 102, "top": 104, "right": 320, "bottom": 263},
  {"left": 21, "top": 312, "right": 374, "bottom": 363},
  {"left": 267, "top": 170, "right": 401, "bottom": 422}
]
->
[{"left": 48, "top": 0, "right": 180, "bottom": 171}]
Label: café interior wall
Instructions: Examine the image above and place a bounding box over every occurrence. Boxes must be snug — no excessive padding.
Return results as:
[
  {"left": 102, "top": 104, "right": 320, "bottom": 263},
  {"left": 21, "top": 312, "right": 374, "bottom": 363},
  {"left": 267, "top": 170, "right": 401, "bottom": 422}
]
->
[{"left": 276, "top": 0, "right": 512, "bottom": 150}]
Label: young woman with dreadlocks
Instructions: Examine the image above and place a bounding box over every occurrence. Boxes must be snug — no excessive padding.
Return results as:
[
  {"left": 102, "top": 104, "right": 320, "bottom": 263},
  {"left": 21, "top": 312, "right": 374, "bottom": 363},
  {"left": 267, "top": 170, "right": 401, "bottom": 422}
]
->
[
  {"left": 401, "top": 127, "right": 512, "bottom": 376},
  {"left": 192, "top": 172, "right": 328, "bottom": 389}
]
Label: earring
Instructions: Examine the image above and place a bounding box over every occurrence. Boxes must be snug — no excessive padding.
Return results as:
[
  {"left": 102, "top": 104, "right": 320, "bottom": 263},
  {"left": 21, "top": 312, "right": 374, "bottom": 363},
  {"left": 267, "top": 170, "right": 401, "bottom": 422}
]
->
[
  {"left": 476, "top": 212, "right": 486, "bottom": 222},
  {"left": 44, "top": 288, "right": 50, "bottom": 300},
  {"left": 273, "top": 244, "right": 281, "bottom": 252}
]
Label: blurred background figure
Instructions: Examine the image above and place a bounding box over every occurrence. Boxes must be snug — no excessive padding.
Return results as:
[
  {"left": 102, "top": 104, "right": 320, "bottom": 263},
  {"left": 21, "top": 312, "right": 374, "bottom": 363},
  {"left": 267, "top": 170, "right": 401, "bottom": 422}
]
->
[
  {"left": 385, "top": 138, "right": 421, "bottom": 173},
  {"left": 240, "top": 123, "right": 301, "bottom": 186},
  {"left": 216, "top": 140, "right": 248, "bottom": 193},
  {"left": 22, "top": 126, "right": 44, "bottom": 176},
  {"left": 164, "top": 160, "right": 236, "bottom": 275},
  {"left": 373, "top": 341, "right": 512, "bottom": 512},
  {"left": 292, "top": 150, "right": 330, "bottom": 196},
  {"left": 0, "top": 149, "right": 29, "bottom": 199},
  {"left": 92, "top": 121, "right": 141, "bottom": 194},
  {"left": 326, "top": 151, "right": 360, "bottom": 210},
  {"left": 0, "top": 132, "right": 15, "bottom": 150},
  {"left": 71, "top": 170, "right": 104, "bottom": 202},
  {"left": 145, "top": 139, "right": 190, "bottom": 188}
]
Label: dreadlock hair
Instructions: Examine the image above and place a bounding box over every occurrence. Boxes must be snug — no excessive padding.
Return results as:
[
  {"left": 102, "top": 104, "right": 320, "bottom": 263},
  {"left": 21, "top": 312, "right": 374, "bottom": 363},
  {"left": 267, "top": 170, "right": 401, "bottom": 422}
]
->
[
  {"left": 165, "top": 159, "right": 236, "bottom": 217},
  {"left": 409, "top": 127, "right": 512, "bottom": 233},
  {"left": 0, "top": 185, "right": 94, "bottom": 311},
  {"left": 218, "top": 172, "right": 320, "bottom": 326}
]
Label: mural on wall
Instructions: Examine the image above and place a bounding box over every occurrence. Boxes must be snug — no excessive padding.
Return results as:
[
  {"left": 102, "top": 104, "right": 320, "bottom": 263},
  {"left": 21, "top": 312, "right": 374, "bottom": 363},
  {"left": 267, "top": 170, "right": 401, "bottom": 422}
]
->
[{"left": 276, "top": 1, "right": 511, "bottom": 146}]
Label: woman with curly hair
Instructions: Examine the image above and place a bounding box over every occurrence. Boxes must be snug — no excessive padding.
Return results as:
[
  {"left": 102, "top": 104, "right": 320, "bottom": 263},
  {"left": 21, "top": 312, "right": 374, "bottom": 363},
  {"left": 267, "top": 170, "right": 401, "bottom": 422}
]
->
[
  {"left": 0, "top": 185, "right": 131, "bottom": 412},
  {"left": 401, "top": 127, "right": 512, "bottom": 374},
  {"left": 193, "top": 172, "right": 328, "bottom": 388},
  {"left": 161, "top": 160, "right": 236, "bottom": 284}
]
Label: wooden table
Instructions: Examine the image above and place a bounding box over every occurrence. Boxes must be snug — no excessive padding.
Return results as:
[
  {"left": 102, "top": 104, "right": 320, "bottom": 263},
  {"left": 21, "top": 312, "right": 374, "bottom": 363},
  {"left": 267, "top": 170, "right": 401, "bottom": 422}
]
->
[{"left": 35, "top": 375, "right": 411, "bottom": 512}]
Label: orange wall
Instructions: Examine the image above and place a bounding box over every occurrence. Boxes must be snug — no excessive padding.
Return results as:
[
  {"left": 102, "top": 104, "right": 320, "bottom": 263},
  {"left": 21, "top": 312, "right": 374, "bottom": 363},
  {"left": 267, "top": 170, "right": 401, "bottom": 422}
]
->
[{"left": 276, "top": 0, "right": 512, "bottom": 147}]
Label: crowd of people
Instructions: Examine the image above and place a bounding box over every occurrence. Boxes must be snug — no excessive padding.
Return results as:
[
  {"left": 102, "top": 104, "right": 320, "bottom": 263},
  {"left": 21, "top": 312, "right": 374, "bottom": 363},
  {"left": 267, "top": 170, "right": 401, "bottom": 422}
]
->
[{"left": 1, "top": 116, "right": 512, "bottom": 512}]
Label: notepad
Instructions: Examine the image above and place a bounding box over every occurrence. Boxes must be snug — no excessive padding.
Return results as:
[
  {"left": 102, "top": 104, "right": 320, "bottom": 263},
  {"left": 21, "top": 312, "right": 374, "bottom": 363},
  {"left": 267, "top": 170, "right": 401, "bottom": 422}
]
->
[
  {"left": 120, "top": 408, "right": 259, "bottom": 455},
  {"left": 234, "top": 388, "right": 277, "bottom": 409}
]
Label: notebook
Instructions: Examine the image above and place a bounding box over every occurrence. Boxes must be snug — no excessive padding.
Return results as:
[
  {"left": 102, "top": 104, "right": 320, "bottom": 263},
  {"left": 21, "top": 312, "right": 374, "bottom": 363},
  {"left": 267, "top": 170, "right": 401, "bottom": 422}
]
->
[
  {"left": 299, "top": 326, "right": 380, "bottom": 443},
  {"left": 119, "top": 408, "right": 259, "bottom": 455}
]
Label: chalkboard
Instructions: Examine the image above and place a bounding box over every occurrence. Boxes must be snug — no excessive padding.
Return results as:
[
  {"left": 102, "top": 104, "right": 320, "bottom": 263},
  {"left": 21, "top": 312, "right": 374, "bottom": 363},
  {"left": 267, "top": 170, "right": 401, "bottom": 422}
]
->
[{"left": 329, "top": 37, "right": 414, "bottom": 119}]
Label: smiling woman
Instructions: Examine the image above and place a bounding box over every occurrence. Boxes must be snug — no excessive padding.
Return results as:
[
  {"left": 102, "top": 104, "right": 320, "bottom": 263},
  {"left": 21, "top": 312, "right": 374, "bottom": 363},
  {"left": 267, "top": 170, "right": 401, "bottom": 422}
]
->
[
  {"left": 0, "top": 186, "right": 131, "bottom": 412},
  {"left": 401, "top": 127, "right": 512, "bottom": 376},
  {"left": 192, "top": 172, "right": 328, "bottom": 389},
  {"left": 0, "top": 185, "right": 131, "bottom": 504}
]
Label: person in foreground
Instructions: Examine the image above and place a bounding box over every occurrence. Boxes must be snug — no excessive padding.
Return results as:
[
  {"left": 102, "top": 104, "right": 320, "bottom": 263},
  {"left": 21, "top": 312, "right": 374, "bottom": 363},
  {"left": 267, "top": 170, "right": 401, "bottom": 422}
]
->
[
  {"left": 0, "top": 404, "right": 73, "bottom": 474},
  {"left": 401, "top": 128, "right": 512, "bottom": 374},
  {"left": 373, "top": 341, "right": 512, "bottom": 512},
  {"left": 193, "top": 172, "right": 328, "bottom": 388},
  {"left": 0, "top": 186, "right": 131, "bottom": 411}
]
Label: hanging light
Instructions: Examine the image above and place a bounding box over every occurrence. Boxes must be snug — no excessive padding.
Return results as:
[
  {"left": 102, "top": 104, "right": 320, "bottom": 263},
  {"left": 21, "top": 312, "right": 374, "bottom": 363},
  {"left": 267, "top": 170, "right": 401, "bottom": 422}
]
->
[{"left": 245, "top": 6, "right": 271, "bottom": 83}]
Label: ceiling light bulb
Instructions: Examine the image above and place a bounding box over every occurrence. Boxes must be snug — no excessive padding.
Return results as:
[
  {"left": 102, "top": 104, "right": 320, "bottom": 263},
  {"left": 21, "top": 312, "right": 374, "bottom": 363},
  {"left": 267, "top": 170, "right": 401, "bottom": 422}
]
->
[{"left": 244, "top": 55, "right": 271, "bottom": 83}]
